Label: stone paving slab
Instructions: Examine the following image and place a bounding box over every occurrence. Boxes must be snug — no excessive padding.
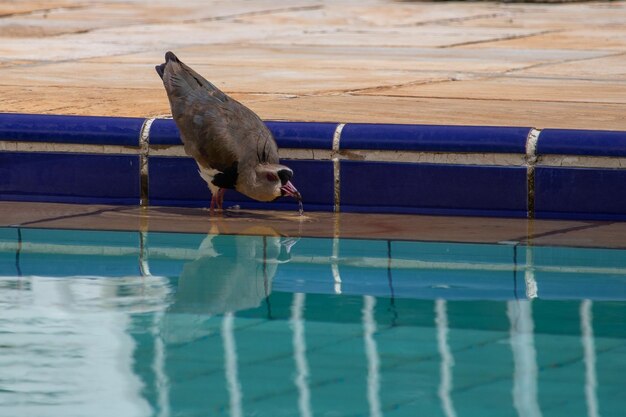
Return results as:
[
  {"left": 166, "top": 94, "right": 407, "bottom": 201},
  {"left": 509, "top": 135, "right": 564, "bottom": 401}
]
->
[
  {"left": 368, "top": 76, "right": 626, "bottom": 104},
  {"left": 0, "top": 0, "right": 624, "bottom": 129}
]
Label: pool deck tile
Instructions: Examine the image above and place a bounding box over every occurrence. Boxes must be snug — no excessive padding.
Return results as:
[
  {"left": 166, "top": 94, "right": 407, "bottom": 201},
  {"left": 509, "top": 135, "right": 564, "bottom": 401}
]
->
[{"left": 0, "top": 1, "right": 624, "bottom": 130}]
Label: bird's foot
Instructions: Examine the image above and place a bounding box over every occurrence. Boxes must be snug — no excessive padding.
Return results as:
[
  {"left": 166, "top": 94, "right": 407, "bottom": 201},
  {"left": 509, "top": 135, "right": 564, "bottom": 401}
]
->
[{"left": 209, "top": 189, "right": 226, "bottom": 214}]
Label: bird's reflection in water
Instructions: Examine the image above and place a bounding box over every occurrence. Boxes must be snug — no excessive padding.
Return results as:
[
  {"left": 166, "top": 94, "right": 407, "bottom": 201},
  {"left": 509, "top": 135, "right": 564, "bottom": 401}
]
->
[{"left": 167, "top": 226, "right": 298, "bottom": 317}]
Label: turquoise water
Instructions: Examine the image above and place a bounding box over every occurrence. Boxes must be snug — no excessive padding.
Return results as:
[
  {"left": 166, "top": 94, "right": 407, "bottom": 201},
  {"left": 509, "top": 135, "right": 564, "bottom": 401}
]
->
[{"left": 0, "top": 227, "right": 625, "bottom": 416}]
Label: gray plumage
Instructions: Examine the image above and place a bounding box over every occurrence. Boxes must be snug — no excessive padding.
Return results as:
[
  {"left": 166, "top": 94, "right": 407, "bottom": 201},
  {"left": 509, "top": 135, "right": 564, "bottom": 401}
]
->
[{"left": 156, "top": 51, "right": 300, "bottom": 207}]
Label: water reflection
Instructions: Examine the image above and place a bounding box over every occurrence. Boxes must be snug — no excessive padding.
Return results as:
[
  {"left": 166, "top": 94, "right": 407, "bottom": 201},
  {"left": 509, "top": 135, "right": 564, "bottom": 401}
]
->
[
  {"left": 0, "top": 228, "right": 625, "bottom": 417},
  {"left": 290, "top": 293, "right": 312, "bottom": 417},
  {"left": 508, "top": 300, "right": 541, "bottom": 417},
  {"left": 0, "top": 276, "right": 155, "bottom": 417},
  {"left": 169, "top": 229, "right": 296, "bottom": 316}
]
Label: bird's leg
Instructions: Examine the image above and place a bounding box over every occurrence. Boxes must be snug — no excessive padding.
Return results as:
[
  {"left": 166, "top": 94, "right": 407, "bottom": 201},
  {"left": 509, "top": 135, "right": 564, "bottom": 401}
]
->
[
  {"left": 209, "top": 193, "right": 217, "bottom": 213},
  {"left": 217, "top": 188, "right": 226, "bottom": 209}
]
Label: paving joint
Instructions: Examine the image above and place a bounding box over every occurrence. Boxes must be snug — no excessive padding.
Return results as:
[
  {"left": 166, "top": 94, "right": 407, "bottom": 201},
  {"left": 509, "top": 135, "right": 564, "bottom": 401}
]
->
[
  {"left": 440, "top": 29, "right": 564, "bottom": 49},
  {"left": 182, "top": 4, "right": 324, "bottom": 24},
  {"left": 0, "top": 4, "right": 87, "bottom": 19}
]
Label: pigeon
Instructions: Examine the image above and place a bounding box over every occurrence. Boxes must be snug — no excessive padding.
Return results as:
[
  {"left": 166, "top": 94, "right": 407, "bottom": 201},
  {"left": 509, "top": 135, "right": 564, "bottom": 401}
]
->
[{"left": 155, "top": 51, "right": 301, "bottom": 211}]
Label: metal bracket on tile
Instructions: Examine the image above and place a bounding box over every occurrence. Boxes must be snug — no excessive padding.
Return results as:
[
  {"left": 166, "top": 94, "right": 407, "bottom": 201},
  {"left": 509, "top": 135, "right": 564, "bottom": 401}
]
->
[
  {"left": 331, "top": 123, "right": 346, "bottom": 213},
  {"left": 525, "top": 128, "right": 541, "bottom": 220}
]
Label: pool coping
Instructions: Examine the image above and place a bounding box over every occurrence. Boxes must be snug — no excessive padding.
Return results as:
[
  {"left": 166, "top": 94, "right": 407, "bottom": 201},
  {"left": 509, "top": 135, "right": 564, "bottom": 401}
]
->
[{"left": 1, "top": 113, "right": 626, "bottom": 221}]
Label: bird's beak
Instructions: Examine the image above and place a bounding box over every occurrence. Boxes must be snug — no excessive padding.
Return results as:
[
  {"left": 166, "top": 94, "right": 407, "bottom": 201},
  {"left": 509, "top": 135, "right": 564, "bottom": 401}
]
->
[{"left": 280, "top": 181, "right": 301, "bottom": 200}]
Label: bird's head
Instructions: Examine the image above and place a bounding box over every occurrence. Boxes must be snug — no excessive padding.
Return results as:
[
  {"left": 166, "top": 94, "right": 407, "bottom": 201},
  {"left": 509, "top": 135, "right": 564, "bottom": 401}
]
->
[{"left": 238, "top": 164, "right": 300, "bottom": 202}]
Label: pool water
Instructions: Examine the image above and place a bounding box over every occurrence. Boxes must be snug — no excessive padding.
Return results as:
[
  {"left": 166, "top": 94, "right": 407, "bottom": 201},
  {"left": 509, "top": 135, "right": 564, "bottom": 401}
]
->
[{"left": 0, "top": 227, "right": 625, "bottom": 417}]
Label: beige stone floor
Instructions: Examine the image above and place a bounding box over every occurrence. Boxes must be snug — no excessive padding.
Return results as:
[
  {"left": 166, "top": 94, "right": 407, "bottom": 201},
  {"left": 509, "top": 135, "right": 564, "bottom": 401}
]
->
[
  {"left": 0, "top": 0, "right": 625, "bottom": 129},
  {"left": 1, "top": 201, "right": 624, "bottom": 248}
]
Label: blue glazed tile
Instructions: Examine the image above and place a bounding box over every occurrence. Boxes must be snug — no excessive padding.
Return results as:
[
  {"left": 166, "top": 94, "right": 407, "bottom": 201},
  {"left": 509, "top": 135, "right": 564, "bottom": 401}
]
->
[
  {"left": 149, "top": 156, "right": 333, "bottom": 211},
  {"left": 288, "top": 236, "right": 333, "bottom": 258},
  {"left": 0, "top": 152, "right": 140, "bottom": 205},
  {"left": 340, "top": 124, "right": 530, "bottom": 153},
  {"left": 338, "top": 238, "right": 388, "bottom": 258},
  {"left": 392, "top": 269, "right": 517, "bottom": 300},
  {"left": 148, "top": 156, "right": 210, "bottom": 206},
  {"left": 535, "top": 167, "right": 626, "bottom": 220},
  {"left": 0, "top": 251, "right": 17, "bottom": 276},
  {"left": 19, "top": 253, "right": 140, "bottom": 277},
  {"left": 273, "top": 263, "right": 335, "bottom": 294},
  {"left": 146, "top": 232, "right": 234, "bottom": 277},
  {"left": 0, "top": 227, "right": 18, "bottom": 276},
  {"left": 0, "top": 113, "right": 143, "bottom": 146},
  {"left": 0, "top": 227, "right": 18, "bottom": 242},
  {"left": 149, "top": 118, "right": 180, "bottom": 145},
  {"left": 538, "top": 129, "right": 626, "bottom": 157},
  {"left": 392, "top": 240, "right": 521, "bottom": 265},
  {"left": 150, "top": 119, "right": 338, "bottom": 149},
  {"left": 265, "top": 121, "right": 337, "bottom": 149},
  {"left": 534, "top": 271, "right": 626, "bottom": 300},
  {"left": 21, "top": 228, "right": 139, "bottom": 248},
  {"left": 338, "top": 264, "right": 391, "bottom": 297},
  {"left": 531, "top": 245, "right": 626, "bottom": 270},
  {"left": 146, "top": 231, "right": 207, "bottom": 251},
  {"left": 340, "top": 161, "right": 527, "bottom": 217},
  {"left": 391, "top": 241, "right": 521, "bottom": 300},
  {"left": 17, "top": 228, "right": 140, "bottom": 277}
]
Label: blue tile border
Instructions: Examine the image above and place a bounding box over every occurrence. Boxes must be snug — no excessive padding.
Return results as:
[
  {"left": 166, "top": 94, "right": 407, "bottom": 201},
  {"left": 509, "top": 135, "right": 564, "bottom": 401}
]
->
[
  {"left": 0, "top": 152, "right": 140, "bottom": 205},
  {"left": 535, "top": 167, "right": 626, "bottom": 221},
  {"left": 0, "top": 112, "right": 144, "bottom": 146},
  {"left": 340, "top": 161, "right": 528, "bottom": 218},
  {"left": 149, "top": 118, "right": 338, "bottom": 149},
  {"left": 538, "top": 128, "right": 626, "bottom": 157},
  {"left": 265, "top": 121, "right": 338, "bottom": 150},
  {"left": 1, "top": 113, "right": 625, "bottom": 220},
  {"left": 148, "top": 156, "right": 333, "bottom": 211},
  {"left": 149, "top": 118, "right": 180, "bottom": 146},
  {"left": 340, "top": 123, "right": 531, "bottom": 153}
]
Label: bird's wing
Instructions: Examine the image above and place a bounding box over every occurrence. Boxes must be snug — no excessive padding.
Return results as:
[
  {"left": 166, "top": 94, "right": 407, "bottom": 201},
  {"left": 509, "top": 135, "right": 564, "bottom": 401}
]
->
[{"left": 161, "top": 53, "right": 280, "bottom": 174}]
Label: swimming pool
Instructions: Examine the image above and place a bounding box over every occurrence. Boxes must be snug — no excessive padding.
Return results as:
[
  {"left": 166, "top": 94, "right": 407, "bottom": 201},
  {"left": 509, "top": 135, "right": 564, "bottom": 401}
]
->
[{"left": 1, "top": 226, "right": 624, "bottom": 416}]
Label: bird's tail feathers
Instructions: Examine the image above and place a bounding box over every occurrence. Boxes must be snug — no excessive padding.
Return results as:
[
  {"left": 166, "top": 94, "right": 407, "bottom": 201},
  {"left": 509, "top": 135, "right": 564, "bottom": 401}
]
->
[
  {"left": 155, "top": 51, "right": 179, "bottom": 79},
  {"left": 156, "top": 51, "right": 222, "bottom": 100}
]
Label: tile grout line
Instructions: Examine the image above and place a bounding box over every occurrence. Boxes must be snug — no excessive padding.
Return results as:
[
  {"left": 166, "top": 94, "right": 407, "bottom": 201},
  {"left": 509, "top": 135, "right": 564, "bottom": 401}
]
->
[
  {"left": 525, "top": 128, "right": 540, "bottom": 298},
  {"left": 331, "top": 123, "right": 345, "bottom": 294},
  {"left": 525, "top": 128, "right": 541, "bottom": 220},
  {"left": 139, "top": 117, "right": 158, "bottom": 207},
  {"left": 332, "top": 123, "right": 346, "bottom": 213},
  {"left": 4, "top": 241, "right": 626, "bottom": 275},
  {"left": 2, "top": 141, "right": 624, "bottom": 169}
]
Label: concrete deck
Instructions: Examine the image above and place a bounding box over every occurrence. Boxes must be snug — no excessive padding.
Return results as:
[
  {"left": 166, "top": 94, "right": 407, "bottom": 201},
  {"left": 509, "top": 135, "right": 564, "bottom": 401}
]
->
[
  {"left": 2, "top": 201, "right": 625, "bottom": 248},
  {"left": 1, "top": 0, "right": 624, "bottom": 130}
]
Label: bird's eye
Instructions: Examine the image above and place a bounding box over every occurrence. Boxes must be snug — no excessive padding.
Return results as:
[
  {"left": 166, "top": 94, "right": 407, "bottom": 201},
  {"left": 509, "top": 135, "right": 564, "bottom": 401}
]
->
[{"left": 266, "top": 173, "right": 279, "bottom": 182}]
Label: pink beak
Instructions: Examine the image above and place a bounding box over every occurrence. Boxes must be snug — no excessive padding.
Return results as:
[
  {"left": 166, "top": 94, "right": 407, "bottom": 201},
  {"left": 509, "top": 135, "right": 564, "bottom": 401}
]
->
[{"left": 281, "top": 181, "right": 301, "bottom": 200}]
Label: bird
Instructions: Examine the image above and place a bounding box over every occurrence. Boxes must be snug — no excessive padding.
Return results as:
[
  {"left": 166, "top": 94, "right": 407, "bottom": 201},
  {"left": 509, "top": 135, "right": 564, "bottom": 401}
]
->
[{"left": 155, "top": 51, "right": 301, "bottom": 211}]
